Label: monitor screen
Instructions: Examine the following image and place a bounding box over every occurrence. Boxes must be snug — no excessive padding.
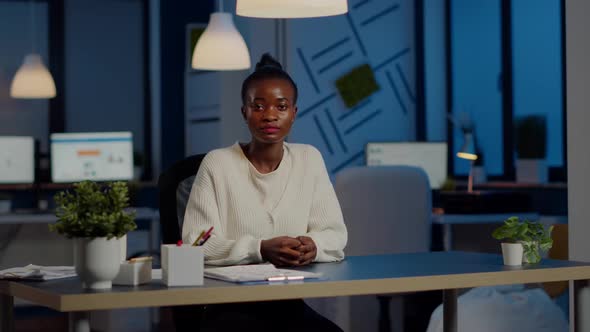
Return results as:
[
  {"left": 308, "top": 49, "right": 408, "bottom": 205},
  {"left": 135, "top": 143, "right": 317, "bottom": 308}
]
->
[
  {"left": 366, "top": 142, "right": 447, "bottom": 189},
  {"left": 50, "top": 132, "right": 133, "bottom": 183},
  {"left": 0, "top": 136, "right": 35, "bottom": 184}
]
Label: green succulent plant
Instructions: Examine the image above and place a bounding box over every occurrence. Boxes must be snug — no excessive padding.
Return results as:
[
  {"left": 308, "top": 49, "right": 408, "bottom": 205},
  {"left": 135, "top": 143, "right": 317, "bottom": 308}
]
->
[
  {"left": 49, "top": 181, "right": 137, "bottom": 239},
  {"left": 492, "top": 216, "right": 553, "bottom": 264}
]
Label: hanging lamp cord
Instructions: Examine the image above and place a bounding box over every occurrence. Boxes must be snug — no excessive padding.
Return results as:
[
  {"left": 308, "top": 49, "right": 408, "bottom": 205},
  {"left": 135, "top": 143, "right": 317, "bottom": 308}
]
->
[{"left": 30, "top": 0, "right": 36, "bottom": 53}]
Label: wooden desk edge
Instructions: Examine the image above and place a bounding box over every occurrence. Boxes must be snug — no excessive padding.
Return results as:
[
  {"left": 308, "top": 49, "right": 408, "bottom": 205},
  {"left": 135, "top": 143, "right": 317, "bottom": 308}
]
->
[
  {"left": 0, "top": 282, "right": 61, "bottom": 310},
  {"left": 2, "top": 265, "right": 590, "bottom": 312}
]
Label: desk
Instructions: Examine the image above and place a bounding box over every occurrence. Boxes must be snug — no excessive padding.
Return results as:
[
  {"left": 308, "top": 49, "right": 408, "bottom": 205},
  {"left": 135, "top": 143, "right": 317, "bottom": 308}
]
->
[
  {"left": 0, "top": 208, "right": 160, "bottom": 255},
  {"left": 432, "top": 213, "right": 567, "bottom": 251},
  {"left": 2, "top": 251, "right": 590, "bottom": 332}
]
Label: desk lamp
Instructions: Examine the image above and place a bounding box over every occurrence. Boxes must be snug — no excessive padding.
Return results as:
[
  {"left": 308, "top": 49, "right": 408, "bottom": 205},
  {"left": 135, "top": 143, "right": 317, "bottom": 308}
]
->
[{"left": 457, "top": 132, "right": 478, "bottom": 193}]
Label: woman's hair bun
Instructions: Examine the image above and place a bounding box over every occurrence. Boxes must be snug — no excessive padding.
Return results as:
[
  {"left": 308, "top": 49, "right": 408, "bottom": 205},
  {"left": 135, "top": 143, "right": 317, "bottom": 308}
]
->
[{"left": 255, "top": 53, "right": 283, "bottom": 71}]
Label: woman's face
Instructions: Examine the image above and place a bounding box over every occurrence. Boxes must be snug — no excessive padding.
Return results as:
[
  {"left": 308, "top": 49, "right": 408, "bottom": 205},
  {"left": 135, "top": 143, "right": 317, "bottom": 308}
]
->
[{"left": 241, "top": 78, "right": 298, "bottom": 144}]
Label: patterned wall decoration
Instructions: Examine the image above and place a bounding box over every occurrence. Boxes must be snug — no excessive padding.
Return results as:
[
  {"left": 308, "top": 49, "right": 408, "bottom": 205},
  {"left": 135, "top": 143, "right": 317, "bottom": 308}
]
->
[{"left": 288, "top": 0, "right": 416, "bottom": 177}]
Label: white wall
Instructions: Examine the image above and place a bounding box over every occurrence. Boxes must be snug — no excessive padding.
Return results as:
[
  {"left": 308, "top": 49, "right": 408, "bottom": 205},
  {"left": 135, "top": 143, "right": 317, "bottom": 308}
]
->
[{"left": 566, "top": 2, "right": 590, "bottom": 331}]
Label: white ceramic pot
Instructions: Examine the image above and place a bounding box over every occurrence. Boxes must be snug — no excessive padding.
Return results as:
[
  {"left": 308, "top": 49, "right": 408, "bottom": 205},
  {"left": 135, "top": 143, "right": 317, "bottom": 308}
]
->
[
  {"left": 516, "top": 159, "right": 547, "bottom": 183},
  {"left": 74, "top": 237, "right": 121, "bottom": 289},
  {"left": 119, "top": 234, "right": 127, "bottom": 262},
  {"left": 501, "top": 242, "right": 524, "bottom": 266}
]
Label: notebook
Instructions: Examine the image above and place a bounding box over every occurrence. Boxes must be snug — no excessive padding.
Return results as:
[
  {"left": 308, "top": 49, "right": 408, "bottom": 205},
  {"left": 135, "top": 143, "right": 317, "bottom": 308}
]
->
[
  {"left": 204, "top": 264, "right": 323, "bottom": 283},
  {"left": 0, "top": 264, "right": 76, "bottom": 281}
]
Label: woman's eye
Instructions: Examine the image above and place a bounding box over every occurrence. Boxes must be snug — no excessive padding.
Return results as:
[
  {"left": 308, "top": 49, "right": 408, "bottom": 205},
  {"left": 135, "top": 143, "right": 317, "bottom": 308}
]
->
[
  {"left": 253, "top": 104, "right": 264, "bottom": 110},
  {"left": 277, "top": 105, "right": 287, "bottom": 111}
]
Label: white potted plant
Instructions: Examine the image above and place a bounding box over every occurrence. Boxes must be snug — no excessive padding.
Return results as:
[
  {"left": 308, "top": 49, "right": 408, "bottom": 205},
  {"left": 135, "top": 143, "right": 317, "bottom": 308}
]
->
[
  {"left": 515, "top": 115, "right": 547, "bottom": 183},
  {"left": 492, "top": 216, "right": 553, "bottom": 266},
  {"left": 50, "top": 181, "right": 137, "bottom": 289}
]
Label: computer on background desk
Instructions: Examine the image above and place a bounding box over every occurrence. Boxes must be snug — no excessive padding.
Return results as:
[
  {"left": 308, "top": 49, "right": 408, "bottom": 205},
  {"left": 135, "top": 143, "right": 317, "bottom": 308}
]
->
[
  {"left": 0, "top": 136, "right": 35, "bottom": 214},
  {"left": 0, "top": 136, "right": 35, "bottom": 185},
  {"left": 50, "top": 132, "right": 134, "bottom": 183},
  {"left": 366, "top": 142, "right": 447, "bottom": 189}
]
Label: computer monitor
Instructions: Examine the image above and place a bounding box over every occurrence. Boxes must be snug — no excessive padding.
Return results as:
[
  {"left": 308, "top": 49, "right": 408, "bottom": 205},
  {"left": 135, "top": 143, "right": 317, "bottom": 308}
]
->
[
  {"left": 50, "top": 132, "right": 133, "bottom": 183},
  {"left": 366, "top": 142, "right": 448, "bottom": 189},
  {"left": 0, "top": 136, "right": 35, "bottom": 184}
]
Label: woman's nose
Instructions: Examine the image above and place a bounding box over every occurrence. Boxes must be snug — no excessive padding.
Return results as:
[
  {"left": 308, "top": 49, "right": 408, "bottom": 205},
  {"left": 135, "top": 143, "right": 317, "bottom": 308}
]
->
[{"left": 262, "top": 108, "right": 278, "bottom": 120}]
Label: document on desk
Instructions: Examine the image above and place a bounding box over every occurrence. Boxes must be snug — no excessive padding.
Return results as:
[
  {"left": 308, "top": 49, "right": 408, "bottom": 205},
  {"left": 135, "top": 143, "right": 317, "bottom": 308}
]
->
[
  {"left": 0, "top": 264, "right": 76, "bottom": 281},
  {"left": 204, "top": 264, "right": 322, "bottom": 283}
]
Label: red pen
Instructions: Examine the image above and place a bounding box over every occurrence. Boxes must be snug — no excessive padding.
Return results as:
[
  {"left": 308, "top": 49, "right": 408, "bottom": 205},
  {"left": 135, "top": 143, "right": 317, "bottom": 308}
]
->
[{"left": 198, "top": 227, "right": 214, "bottom": 246}]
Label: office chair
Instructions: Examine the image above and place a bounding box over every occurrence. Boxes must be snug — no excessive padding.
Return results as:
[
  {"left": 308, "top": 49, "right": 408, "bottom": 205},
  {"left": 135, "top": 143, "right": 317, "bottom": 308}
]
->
[
  {"left": 336, "top": 166, "right": 432, "bottom": 332},
  {"left": 157, "top": 153, "right": 206, "bottom": 332}
]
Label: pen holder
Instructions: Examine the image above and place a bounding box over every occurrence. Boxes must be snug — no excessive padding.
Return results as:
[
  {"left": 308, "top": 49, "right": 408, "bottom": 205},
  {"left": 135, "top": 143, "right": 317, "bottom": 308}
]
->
[{"left": 161, "top": 244, "right": 204, "bottom": 286}]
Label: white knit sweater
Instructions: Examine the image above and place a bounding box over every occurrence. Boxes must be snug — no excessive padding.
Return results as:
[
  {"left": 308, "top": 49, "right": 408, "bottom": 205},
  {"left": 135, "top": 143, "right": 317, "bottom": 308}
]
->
[{"left": 182, "top": 142, "right": 348, "bottom": 266}]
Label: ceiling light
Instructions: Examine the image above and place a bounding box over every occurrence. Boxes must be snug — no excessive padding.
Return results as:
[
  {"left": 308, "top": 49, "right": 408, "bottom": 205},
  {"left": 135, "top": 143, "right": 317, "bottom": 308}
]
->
[{"left": 236, "top": 0, "right": 348, "bottom": 18}]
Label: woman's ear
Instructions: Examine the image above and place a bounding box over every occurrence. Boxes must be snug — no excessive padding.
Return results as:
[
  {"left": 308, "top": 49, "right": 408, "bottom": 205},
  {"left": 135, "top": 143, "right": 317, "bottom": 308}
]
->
[
  {"left": 241, "top": 106, "right": 247, "bottom": 121},
  {"left": 292, "top": 106, "right": 298, "bottom": 122}
]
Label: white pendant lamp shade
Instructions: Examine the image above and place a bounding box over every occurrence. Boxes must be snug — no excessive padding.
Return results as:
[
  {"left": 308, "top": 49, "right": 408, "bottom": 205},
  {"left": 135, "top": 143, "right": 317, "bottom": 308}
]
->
[
  {"left": 10, "top": 54, "right": 56, "bottom": 99},
  {"left": 192, "top": 13, "right": 250, "bottom": 71},
  {"left": 236, "top": 0, "right": 348, "bottom": 18}
]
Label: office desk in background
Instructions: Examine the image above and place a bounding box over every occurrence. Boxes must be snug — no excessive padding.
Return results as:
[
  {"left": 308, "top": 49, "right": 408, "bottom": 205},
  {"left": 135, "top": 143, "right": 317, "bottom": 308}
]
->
[
  {"left": 432, "top": 212, "right": 568, "bottom": 251},
  {"left": 0, "top": 208, "right": 160, "bottom": 259},
  {"left": 2, "top": 251, "right": 590, "bottom": 332}
]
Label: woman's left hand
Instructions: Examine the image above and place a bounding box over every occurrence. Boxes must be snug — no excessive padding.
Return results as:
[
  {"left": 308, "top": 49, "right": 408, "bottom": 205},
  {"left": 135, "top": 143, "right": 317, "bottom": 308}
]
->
[{"left": 296, "top": 236, "right": 317, "bottom": 265}]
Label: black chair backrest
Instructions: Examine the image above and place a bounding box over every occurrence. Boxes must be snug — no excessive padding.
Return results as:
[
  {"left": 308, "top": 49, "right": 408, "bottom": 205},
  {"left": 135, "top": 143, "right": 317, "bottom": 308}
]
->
[{"left": 157, "top": 154, "right": 206, "bottom": 244}]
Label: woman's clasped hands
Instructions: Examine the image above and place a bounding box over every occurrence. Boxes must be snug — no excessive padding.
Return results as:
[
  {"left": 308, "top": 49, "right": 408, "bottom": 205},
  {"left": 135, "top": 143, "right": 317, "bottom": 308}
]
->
[{"left": 260, "top": 236, "right": 317, "bottom": 267}]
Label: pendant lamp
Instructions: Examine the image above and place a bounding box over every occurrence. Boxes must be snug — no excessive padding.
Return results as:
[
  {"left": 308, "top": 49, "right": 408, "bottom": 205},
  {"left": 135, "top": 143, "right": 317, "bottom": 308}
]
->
[
  {"left": 192, "top": 0, "right": 250, "bottom": 71},
  {"left": 10, "top": 0, "right": 56, "bottom": 99},
  {"left": 236, "top": 0, "right": 348, "bottom": 18}
]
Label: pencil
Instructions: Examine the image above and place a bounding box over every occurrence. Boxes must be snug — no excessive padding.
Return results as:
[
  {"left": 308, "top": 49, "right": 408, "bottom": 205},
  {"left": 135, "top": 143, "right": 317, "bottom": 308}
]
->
[
  {"left": 128, "top": 256, "right": 152, "bottom": 263},
  {"left": 192, "top": 230, "right": 206, "bottom": 246}
]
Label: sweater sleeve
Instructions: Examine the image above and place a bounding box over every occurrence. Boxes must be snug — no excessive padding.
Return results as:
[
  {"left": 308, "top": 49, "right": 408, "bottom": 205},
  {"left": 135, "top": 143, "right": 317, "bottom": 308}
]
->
[
  {"left": 305, "top": 147, "right": 348, "bottom": 262},
  {"left": 182, "top": 155, "right": 263, "bottom": 266}
]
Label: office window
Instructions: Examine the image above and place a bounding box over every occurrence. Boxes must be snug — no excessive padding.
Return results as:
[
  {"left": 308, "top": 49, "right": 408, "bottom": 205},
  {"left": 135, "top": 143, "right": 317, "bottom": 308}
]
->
[
  {"left": 449, "top": 0, "right": 564, "bottom": 179},
  {"left": 450, "top": 0, "right": 503, "bottom": 177},
  {"left": 512, "top": 0, "right": 563, "bottom": 168}
]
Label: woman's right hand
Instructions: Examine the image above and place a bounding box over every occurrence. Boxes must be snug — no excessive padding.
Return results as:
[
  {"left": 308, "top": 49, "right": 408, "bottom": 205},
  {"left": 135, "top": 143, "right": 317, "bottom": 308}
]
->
[{"left": 261, "top": 236, "right": 303, "bottom": 266}]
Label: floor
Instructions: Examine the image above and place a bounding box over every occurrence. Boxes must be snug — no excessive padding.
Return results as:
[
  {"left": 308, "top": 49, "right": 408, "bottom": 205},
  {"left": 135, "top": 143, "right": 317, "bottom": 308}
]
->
[
  {"left": 14, "top": 308, "right": 176, "bottom": 332},
  {"left": 13, "top": 296, "right": 440, "bottom": 332}
]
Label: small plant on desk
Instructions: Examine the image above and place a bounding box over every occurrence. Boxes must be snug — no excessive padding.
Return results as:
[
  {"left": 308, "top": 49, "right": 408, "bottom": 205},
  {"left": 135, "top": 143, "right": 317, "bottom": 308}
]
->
[
  {"left": 492, "top": 216, "right": 553, "bottom": 265},
  {"left": 49, "top": 181, "right": 137, "bottom": 289},
  {"left": 50, "top": 181, "right": 137, "bottom": 238}
]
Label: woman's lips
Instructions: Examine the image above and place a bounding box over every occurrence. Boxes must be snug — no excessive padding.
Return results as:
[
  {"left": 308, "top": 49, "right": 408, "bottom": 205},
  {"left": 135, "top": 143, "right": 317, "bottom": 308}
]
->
[{"left": 262, "top": 127, "right": 280, "bottom": 134}]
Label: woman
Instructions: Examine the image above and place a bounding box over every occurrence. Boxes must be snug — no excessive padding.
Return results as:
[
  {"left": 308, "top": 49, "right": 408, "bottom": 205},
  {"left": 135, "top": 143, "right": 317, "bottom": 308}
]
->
[{"left": 182, "top": 53, "right": 347, "bottom": 331}]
